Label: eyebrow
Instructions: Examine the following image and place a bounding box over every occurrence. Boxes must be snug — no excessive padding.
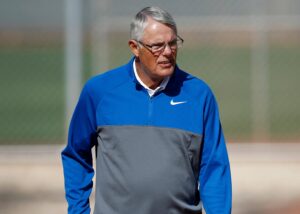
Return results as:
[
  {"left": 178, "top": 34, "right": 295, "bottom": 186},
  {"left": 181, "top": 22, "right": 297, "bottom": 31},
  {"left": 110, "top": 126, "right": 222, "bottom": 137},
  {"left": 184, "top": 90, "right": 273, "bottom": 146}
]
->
[
  {"left": 149, "top": 38, "right": 177, "bottom": 45},
  {"left": 150, "top": 41, "right": 165, "bottom": 46}
]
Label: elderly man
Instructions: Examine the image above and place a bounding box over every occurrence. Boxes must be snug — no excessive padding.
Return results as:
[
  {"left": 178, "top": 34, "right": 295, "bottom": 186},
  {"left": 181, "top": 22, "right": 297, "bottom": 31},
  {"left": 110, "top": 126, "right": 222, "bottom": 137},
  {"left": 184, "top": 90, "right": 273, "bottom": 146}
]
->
[{"left": 62, "top": 6, "right": 232, "bottom": 214}]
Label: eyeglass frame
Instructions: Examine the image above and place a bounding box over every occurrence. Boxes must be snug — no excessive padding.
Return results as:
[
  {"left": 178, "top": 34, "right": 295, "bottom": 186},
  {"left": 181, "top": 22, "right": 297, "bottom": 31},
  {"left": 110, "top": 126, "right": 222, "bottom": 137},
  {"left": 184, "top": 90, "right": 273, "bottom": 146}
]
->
[{"left": 137, "top": 35, "right": 184, "bottom": 56}]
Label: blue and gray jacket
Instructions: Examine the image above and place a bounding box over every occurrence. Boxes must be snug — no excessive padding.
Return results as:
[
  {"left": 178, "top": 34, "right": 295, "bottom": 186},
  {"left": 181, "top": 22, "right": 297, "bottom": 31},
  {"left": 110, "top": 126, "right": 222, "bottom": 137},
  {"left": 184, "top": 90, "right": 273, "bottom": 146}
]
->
[{"left": 62, "top": 57, "right": 232, "bottom": 214}]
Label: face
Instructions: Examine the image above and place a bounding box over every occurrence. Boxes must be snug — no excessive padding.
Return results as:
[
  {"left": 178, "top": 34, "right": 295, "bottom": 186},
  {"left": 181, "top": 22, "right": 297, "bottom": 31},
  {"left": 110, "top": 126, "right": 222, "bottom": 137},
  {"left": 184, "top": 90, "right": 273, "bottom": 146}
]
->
[{"left": 129, "top": 18, "right": 178, "bottom": 88}]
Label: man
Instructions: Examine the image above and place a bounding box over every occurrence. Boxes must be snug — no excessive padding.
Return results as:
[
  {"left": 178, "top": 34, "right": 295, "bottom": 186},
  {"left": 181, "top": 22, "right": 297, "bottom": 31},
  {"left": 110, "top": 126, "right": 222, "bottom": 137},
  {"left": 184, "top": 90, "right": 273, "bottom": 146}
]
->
[{"left": 62, "top": 6, "right": 232, "bottom": 214}]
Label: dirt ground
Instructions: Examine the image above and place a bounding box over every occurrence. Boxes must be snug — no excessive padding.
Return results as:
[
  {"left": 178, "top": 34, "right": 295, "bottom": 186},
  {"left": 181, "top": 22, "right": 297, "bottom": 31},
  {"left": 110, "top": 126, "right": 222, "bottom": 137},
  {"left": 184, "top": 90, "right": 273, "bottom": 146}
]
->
[{"left": 0, "top": 143, "right": 300, "bottom": 214}]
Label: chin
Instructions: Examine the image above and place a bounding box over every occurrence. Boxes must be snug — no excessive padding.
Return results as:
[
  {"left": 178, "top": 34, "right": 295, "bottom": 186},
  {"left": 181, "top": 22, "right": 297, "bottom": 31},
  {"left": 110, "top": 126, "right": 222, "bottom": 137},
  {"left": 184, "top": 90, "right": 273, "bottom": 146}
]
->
[{"left": 159, "top": 66, "right": 175, "bottom": 77}]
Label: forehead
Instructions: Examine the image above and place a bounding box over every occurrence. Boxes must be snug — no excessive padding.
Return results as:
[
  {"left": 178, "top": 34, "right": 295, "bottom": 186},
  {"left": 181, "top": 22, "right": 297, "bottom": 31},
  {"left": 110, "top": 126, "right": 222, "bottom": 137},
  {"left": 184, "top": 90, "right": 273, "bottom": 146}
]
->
[{"left": 142, "top": 18, "right": 176, "bottom": 42}]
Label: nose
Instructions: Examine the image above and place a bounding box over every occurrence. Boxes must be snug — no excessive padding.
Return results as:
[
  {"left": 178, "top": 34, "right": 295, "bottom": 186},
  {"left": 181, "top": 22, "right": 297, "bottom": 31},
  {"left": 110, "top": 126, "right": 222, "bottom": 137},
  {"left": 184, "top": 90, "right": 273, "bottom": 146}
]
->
[{"left": 162, "top": 44, "right": 172, "bottom": 56}]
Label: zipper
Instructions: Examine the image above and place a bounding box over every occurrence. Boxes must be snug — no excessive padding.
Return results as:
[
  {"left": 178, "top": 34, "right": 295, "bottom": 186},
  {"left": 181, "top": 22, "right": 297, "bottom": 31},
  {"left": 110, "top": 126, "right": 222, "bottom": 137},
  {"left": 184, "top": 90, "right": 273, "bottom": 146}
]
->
[{"left": 148, "top": 96, "right": 154, "bottom": 125}]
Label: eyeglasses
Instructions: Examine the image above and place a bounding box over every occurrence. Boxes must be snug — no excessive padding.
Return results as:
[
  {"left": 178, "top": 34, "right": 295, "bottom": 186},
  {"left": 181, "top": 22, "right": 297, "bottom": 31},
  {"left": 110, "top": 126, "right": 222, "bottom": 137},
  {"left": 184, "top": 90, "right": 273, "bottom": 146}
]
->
[{"left": 137, "top": 35, "right": 184, "bottom": 56}]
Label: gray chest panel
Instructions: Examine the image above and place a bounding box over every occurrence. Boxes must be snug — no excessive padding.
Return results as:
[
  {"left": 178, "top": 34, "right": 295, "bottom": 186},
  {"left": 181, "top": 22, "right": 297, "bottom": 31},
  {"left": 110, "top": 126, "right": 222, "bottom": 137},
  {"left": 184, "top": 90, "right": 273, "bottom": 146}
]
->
[{"left": 94, "top": 126, "right": 203, "bottom": 214}]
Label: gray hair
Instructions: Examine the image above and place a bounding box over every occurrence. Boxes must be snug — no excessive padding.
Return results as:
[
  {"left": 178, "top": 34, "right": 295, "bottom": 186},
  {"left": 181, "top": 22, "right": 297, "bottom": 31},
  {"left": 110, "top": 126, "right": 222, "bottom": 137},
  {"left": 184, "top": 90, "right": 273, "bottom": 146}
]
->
[{"left": 130, "top": 6, "right": 177, "bottom": 41}]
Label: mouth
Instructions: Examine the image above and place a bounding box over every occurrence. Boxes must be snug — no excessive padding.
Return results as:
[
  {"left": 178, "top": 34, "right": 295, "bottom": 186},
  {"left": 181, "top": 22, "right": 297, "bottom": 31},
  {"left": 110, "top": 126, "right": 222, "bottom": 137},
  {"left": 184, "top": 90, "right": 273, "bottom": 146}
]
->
[{"left": 158, "top": 60, "right": 174, "bottom": 68}]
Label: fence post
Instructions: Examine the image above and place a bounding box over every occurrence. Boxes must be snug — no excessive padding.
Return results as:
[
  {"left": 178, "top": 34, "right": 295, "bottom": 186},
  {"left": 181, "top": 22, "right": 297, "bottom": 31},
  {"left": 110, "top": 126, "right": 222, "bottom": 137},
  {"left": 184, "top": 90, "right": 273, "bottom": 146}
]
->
[
  {"left": 91, "top": 0, "right": 110, "bottom": 75},
  {"left": 250, "top": 1, "right": 270, "bottom": 141},
  {"left": 64, "top": 0, "right": 83, "bottom": 138}
]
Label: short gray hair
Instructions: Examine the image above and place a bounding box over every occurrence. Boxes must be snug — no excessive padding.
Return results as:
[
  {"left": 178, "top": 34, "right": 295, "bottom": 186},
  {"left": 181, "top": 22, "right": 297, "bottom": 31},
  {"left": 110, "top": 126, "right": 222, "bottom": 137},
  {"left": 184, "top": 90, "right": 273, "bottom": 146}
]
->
[{"left": 130, "top": 6, "right": 177, "bottom": 41}]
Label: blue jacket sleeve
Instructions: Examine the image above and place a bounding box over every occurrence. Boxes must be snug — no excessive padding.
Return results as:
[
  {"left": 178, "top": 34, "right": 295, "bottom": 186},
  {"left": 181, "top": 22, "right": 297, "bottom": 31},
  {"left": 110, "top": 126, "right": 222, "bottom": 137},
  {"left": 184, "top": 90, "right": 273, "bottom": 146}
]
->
[
  {"left": 199, "top": 92, "right": 232, "bottom": 214},
  {"left": 61, "top": 83, "right": 98, "bottom": 214}
]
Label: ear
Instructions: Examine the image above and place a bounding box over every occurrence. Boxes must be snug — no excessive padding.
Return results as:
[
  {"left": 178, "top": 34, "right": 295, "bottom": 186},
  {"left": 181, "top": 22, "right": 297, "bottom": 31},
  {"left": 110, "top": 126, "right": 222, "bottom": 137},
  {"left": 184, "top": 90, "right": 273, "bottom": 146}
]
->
[{"left": 128, "top": 40, "right": 139, "bottom": 57}]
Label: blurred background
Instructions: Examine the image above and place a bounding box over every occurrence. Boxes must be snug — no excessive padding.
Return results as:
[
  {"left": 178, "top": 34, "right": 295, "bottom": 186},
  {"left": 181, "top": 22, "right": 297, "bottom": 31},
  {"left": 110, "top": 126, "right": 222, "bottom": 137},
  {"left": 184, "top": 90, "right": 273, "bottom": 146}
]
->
[{"left": 0, "top": 0, "right": 300, "bottom": 213}]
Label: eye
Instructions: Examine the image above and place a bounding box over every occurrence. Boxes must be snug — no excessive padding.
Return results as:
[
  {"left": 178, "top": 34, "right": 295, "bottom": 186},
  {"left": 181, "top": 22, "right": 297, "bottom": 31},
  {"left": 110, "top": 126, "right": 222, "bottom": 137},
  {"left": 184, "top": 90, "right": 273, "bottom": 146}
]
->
[
  {"left": 151, "top": 43, "right": 164, "bottom": 51},
  {"left": 169, "top": 40, "right": 177, "bottom": 47}
]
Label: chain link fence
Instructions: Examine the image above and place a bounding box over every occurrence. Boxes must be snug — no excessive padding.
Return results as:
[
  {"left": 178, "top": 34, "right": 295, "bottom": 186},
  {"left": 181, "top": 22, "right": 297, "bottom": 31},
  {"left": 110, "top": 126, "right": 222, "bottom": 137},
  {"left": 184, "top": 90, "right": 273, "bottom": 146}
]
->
[{"left": 1, "top": 0, "right": 300, "bottom": 144}]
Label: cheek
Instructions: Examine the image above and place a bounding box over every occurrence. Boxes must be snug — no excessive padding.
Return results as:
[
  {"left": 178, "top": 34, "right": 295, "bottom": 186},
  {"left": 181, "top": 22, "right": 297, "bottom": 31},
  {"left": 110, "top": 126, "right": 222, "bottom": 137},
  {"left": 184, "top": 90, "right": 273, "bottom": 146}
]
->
[
  {"left": 140, "top": 54, "right": 157, "bottom": 69},
  {"left": 173, "top": 52, "right": 177, "bottom": 59}
]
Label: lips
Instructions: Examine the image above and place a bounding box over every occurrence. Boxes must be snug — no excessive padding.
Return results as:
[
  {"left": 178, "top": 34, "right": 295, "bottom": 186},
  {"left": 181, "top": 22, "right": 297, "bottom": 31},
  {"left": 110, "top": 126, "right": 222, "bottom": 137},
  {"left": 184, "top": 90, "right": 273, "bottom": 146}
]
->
[{"left": 158, "top": 60, "right": 173, "bottom": 68}]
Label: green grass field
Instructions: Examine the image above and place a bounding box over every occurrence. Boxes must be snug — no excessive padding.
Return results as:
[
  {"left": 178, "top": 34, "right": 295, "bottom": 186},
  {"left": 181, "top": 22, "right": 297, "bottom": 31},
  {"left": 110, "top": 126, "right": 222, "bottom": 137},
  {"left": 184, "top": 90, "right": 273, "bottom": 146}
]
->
[{"left": 0, "top": 44, "right": 299, "bottom": 144}]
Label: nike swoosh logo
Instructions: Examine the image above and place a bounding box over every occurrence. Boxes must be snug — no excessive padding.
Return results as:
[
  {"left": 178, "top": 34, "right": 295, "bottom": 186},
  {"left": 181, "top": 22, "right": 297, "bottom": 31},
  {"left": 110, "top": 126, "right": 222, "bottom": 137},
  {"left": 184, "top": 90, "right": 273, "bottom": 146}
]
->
[{"left": 170, "top": 99, "right": 187, "bottom": 105}]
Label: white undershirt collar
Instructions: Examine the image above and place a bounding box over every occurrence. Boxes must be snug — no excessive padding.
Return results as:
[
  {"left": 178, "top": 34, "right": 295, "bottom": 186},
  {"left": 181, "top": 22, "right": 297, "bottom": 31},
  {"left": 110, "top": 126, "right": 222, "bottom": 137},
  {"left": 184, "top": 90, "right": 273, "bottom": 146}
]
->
[{"left": 133, "top": 59, "right": 170, "bottom": 97}]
